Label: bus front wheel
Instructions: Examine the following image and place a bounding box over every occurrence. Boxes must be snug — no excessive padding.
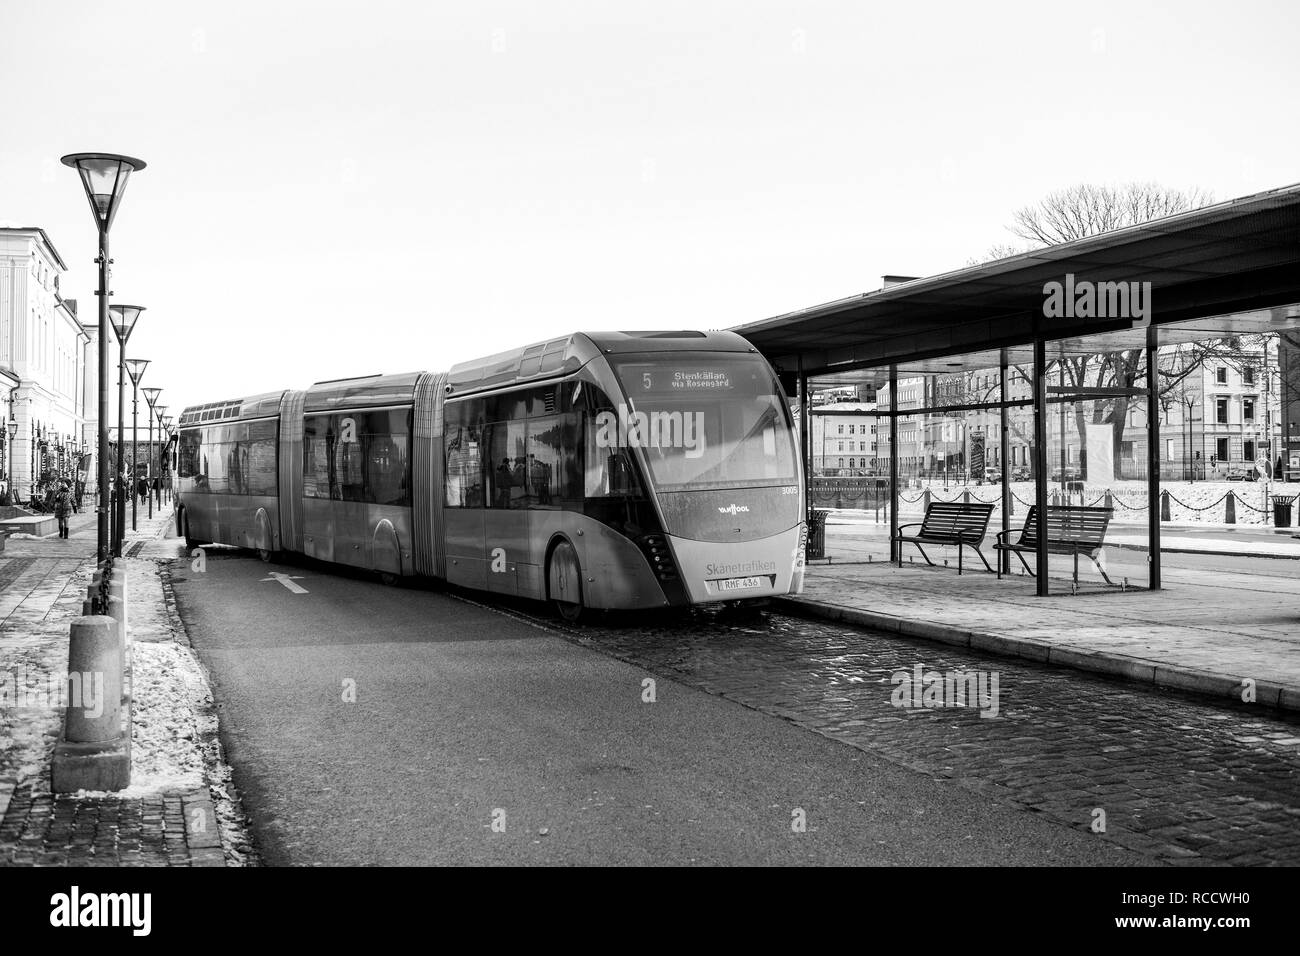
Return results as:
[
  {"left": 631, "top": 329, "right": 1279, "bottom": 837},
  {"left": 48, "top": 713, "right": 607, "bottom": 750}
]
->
[{"left": 548, "top": 540, "right": 584, "bottom": 623}]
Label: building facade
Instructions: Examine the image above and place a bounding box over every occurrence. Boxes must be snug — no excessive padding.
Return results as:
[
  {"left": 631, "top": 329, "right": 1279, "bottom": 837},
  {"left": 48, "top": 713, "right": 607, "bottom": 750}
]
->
[
  {"left": 809, "top": 401, "right": 877, "bottom": 474},
  {"left": 0, "top": 225, "right": 97, "bottom": 503}
]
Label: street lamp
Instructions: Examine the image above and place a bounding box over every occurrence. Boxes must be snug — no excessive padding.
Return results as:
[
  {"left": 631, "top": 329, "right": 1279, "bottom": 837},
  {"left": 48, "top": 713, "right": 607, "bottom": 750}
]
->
[
  {"left": 143, "top": 387, "right": 161, "bottom": 517},
  {"left": 125, "top": 358, "right": 149, "bottom": 531},
  {"left": 161, "top": 414, "right": 175, "bottom": 498},
  {"left": 154, "top": 408, "right": 170, "bottom": 504},
  {"left": 62, "top": 152, "right": 146, "bottom": 564},
  {"left": 109, "top": 304, "right": 144, "bottom": 555},
  {"left": 4, "top": 418, "right": 14, "bottom": 503}
]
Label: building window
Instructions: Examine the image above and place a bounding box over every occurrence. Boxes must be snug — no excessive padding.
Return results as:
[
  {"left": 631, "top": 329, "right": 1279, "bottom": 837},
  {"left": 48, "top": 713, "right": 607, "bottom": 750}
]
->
[
  {"left": 1215, "top": 367, "right": 1228, "bottom": 385},
  {"left": 1243, "top": 398, "right": 1255, "bottom": 421},
  {"left": 1216, "top": 398, "right": 1229, "bottom": 424},
  {"left": 838, "top": 458, "right": 844, "bottom": 468},
  {"left": 1244, "top": 440, "right": 1256, "bottom": 462},
  {"left": 849, "top": 424, "right": 855, "bottom": 435},
  {"left": 837, "top": 424, "right": 844, "bottom": 435},
  {"left": 1216, "top": 437, "right": 1230, "bottom": 462},
  {"left": 1242, "top": 366, "right": 1255, "bottom": 385},
  {"left": 848, "top": 458, "right": 855, "bottom": 468}
]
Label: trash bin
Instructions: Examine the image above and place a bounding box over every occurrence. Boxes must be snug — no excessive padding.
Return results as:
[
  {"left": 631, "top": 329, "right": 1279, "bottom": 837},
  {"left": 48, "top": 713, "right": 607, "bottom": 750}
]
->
[
  {"left": 1273, "top": 495, "right": 1295, "bottom": 529},
  {"left": 807, "top": 509, "right": 829, "bottom": 560}
]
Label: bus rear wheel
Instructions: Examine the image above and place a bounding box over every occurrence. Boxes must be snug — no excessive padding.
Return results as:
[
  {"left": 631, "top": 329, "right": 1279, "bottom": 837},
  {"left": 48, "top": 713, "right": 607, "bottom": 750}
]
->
[{"left": 548, "top": 540, "right": 584, "bottom": 623}]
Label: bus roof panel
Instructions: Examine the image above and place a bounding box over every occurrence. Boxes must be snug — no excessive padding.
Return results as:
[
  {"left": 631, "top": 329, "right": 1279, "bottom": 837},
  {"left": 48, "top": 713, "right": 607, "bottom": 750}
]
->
[
  {"left": 177, "top": 390, "right": 287, "bottom": 427},
  {"left": 302, "top": 371, "right": 424, "bottom": 413},
  {"left": 445, "top": 330, "right": 754, "bottom": 398}
]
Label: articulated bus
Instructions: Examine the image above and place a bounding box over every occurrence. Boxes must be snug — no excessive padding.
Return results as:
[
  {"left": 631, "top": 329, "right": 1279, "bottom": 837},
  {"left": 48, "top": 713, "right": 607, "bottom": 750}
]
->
[{"left": 176, "top": 331, "right": 806, "bottom": 619}]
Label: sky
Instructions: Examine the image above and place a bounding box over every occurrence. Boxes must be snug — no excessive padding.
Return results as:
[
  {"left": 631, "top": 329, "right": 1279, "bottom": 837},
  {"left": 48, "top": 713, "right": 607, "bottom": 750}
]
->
[{"left": 2, "top": 0, "right": 1298, "bottom": 417}]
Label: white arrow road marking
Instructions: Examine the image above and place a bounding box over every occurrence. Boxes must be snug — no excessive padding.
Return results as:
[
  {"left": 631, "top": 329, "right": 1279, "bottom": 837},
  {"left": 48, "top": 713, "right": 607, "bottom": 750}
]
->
[{"left": 260, "top": 572, "right": 308, "bottom": 594}]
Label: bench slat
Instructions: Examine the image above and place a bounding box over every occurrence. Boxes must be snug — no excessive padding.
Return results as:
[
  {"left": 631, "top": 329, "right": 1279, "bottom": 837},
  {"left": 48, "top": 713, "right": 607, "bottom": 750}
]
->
[{"left": 1005, "top": 505, "right": 1112, "bottom": 550}]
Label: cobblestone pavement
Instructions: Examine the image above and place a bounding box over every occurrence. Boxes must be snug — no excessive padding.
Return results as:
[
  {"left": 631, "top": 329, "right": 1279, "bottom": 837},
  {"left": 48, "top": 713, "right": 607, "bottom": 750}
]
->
[
  {"left": 0, "top": 787, "right": 220, "bottom": 867},
  {"left": 494, "top": 601, "right": 1300, "bottom": 866},
  {"left": 0, "top": 504, "right": 231, "bottom": 867},
  {"left": 796, "top": 518, "right": 1300, "bottom": 703}
]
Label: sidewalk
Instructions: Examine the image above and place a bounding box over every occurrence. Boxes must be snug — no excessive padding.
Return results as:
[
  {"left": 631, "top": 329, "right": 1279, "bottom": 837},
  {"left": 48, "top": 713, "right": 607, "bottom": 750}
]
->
[
  {"left": 782, "top": 517, "right": 1300, "bottom": 713},
  {"left": 0, "top": 500, "right": 246, "bottom": 866}
]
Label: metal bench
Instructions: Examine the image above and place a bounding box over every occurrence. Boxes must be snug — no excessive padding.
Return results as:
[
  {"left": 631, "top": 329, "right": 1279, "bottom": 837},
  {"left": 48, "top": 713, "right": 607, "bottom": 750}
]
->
[
  {"left": 894, "top": 501, "right": 995, "bottom": 574},
  {"left": 994, "top": 505, "right": 1114, "bottom": 585}
]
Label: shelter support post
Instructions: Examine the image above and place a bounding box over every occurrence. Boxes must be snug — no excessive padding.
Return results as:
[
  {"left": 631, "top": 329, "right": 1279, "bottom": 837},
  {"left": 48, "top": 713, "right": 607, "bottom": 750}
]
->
[
  {"left": 1147, "top": 323, "right": 1161, "bottom": 590},
  {"left": 799, "top": 364, "right": 811, "bottom": 514},
  {"left": 1033, "top": 337, "right": 1049, "bottom": 596},
  {"left": 999, "top": 348, "right": 1011, "bottom": 574},
  {"left": 889, "top": 365, "right": 899, "bottom": 563}
]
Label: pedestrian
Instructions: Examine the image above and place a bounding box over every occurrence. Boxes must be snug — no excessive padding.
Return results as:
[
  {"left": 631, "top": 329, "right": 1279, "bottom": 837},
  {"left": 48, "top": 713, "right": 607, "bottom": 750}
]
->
[{"left": 54, "top": 480, "right": 73, "bottom": 539}]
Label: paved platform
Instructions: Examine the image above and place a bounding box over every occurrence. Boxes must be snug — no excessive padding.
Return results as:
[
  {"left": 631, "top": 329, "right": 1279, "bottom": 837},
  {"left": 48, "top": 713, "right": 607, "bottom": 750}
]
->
[
  {"left": 783, "top": 516, "right": 1300, "bottom": 713},
  {"left": 0, "top": 500, "right": 231, "bottom": 866}
]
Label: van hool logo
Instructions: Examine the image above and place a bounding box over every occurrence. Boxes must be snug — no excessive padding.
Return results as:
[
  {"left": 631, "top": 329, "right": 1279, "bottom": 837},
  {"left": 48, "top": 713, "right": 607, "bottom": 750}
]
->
[
  {"left": 1042, "top": 273, "right": 1151, "bottom": 328},
  {"left": 890, "top": 663, "right": 1000, "bottom": 718},
  {"left": 717, "top": 503, "right": 750, "bottom": 515},
  {"left": 595, "top": 404, "right": 706, "bottom": 458}
]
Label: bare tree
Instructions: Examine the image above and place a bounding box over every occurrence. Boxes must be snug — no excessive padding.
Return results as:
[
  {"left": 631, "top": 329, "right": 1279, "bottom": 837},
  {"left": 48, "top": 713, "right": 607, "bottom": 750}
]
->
[
  {"left": 1008, "top": 182, "right": 1214, "bottom": 246},
  {"left": 967, "top": 182, "right": 1230, "bottom": 474}
]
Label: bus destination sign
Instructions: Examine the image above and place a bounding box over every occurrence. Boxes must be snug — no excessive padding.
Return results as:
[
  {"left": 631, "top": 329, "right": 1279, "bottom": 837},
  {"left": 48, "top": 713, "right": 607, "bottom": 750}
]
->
[
  {"left": 671, "top": 369, "right": 731, "bottom": 390},
  {"left": 631, "top": 366, "right": 734, "bottom": 392}
]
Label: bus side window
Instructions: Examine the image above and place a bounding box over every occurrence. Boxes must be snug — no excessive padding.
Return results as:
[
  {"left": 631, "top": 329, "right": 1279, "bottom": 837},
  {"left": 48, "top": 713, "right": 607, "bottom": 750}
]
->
[
  {"left": 444, "top": 423, "right": 484, "bottom": 508},
  {"left": 584, "top": 415, "right": 640, "bottom": 498}
]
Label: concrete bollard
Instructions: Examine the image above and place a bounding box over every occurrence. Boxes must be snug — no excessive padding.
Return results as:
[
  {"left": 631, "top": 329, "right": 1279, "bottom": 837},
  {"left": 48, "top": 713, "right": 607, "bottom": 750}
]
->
[
  {"left": 62, "top": 617, "right": 123, "bottom": 744},
  {"left": 1160, "top": 490, "right": 1171, "bottom": 522},
  {"left": 107, "top": 571, "right": 129, "bottom": 649},
  {"left": 1225, "top": 492, "right": 1236, "bottom": 524},
  {"left": 923, "top": 489, "right": 931, "bottom": 512}
]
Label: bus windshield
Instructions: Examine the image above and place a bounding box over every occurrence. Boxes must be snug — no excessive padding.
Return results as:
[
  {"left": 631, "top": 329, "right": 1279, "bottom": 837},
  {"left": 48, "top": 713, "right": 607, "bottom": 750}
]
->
[{"left": 607, "top": 352, "right": 798, "bottom": 491}]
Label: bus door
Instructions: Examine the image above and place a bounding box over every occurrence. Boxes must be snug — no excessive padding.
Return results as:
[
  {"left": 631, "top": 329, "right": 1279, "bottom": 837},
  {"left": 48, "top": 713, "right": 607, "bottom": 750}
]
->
[
  {"left": 442, "top": 416, "right": 488, "bottom": 590},
  {"left": 481, "top": 420, "right": 528, "bottom": 596}
]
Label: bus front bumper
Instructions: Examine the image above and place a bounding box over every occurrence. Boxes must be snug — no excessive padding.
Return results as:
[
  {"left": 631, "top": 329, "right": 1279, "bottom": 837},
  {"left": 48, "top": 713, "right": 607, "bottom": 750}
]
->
[{"left": 666, "top": 525, "right": 806, "bottom": 605}]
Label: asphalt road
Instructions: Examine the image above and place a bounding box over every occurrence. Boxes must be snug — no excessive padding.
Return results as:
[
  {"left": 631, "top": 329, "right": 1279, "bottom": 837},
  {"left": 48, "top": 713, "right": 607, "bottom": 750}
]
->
[{"left": 169, "top": 545, "right": 1141, "bottom": 866}]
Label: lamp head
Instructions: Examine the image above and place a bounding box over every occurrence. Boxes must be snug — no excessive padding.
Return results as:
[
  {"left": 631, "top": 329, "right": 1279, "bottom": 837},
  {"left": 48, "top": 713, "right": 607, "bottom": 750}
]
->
[{"left": 60, "top": 153, "right": 147, "bottom": 232}]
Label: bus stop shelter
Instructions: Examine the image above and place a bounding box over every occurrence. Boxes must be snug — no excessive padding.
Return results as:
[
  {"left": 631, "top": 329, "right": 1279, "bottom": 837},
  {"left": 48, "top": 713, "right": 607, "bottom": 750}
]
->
[{"left": 735, "top": 182, "right": 1300, "bottom": 595}]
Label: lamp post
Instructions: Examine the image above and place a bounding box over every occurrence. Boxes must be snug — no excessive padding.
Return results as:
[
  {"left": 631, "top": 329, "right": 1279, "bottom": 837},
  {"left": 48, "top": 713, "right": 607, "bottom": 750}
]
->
[
  {"left": 1182, "top": 394, "right": 1198, "bottom": 482},
  {"left": 154, "top": 407, "right": 169, "bottom": 506},
  {"left": 61, "top": 152, "right": 146, "bottom": 564},
  {"left": 4, "top": 418, "right": 14, "bottom": 502},
  {"left": 161, "top": 414, "right": 174, "bottom": 500},
  {"left": 125, "top": 358, "right": 149, "bottom": 531},
  {"left": 143, "top": 388, "right": 161, "bottom": 518},
  {"left": 108, "top": 304, "right": 144, "bottom": 555}
]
